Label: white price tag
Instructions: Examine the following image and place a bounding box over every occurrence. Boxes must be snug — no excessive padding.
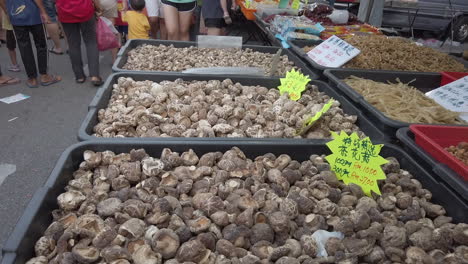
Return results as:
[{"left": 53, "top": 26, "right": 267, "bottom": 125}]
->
[
  {"left": 426, "top": 76, "right": 468, "bottom": 122},
  {"left": 306, "top": 36, "right": 360, "bottom": 68}
]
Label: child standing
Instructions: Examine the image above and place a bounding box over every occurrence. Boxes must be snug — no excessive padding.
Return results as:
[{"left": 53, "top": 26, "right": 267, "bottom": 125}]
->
[
  {"left": 122, "top": 0, "right": 150, "bottom": 39},
  {"left": 1, "top": 10, "right": 20, "bottom": 72}
]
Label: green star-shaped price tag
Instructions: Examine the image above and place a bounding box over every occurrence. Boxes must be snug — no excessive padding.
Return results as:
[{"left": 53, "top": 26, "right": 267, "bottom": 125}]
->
[
  {"left": 326, "top": 131, "right": 388, "bottom": 196},
  {"left": 297, "top": 99, "right": 334, "bottom": 136},
  {"left": 278, "top": 69, "right": 311, "bottom": 101}
]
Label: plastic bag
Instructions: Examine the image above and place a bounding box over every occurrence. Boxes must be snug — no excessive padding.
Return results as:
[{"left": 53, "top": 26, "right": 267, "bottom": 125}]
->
[
  {"left": 312, "top": 230, "right": 344, "bottom": 257},
  {"left": 96, "top": 17, "right": 120, "bottom": 51}
]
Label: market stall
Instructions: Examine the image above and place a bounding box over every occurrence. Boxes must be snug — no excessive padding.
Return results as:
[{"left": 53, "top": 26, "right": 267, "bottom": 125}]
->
[{"left": 1, "top": 6, "right": 468, "bottom": 263}]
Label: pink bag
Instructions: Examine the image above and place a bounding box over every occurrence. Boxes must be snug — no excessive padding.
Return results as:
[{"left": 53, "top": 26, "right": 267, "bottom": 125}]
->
[{"left": 96, "top": 17, "right": 120, "bottom": 51}]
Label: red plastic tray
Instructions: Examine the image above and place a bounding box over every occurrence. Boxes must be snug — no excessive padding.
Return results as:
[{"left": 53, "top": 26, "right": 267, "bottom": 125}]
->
[
  {"left": 440, "top": 72, "right": 468, "bottom": 86},
  {"left": 410, "top": 125, "right": 468, "bottom": 179}
]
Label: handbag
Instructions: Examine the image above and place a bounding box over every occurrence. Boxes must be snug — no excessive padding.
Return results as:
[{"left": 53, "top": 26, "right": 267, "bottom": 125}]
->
[{"left": 96, "top": 16, "right": 120, "bottom": 51}]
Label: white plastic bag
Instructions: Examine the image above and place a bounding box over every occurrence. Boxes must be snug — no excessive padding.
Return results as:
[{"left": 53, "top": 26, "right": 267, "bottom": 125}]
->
[{"left": 312, "top": 230, "right": 345, "bottom": 257}]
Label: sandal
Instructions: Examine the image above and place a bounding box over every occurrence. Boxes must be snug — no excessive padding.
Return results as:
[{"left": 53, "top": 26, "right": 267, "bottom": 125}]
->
[
  {"left": 91, "top": 77, "right": 103, "bottom": 87},
  {"left": 76, "top": 77, "right": 86, "bottom": 84},
  {"left": 26, "top": 80, "right": 39, "bottom": 89},
  {"left": 0, "top": 77, "right": 21, "bottom": 87},
  {"left": 40, "top": 75, "right": 62, "bottom": 86}
]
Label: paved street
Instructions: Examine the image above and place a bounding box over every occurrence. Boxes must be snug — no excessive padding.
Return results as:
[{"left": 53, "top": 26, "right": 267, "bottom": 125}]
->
[{"left": 0, "top": 39, "right": 112, "bottom": 254}]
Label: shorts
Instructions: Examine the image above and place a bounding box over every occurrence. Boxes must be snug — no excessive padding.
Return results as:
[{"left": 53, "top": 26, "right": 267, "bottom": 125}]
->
[
  {"left": 205, "top": 18, "right": 226, "bottom": 28},
  {"left": 145, "top": 0, "right": 161, "bottom": 17},
  {"left": 43, "top": 0, "right": 58, "bottom": 23},
  {"left": 6, "top": 30, "right": 16, "bottom": 50},
  {"left": 161, "top": 0, "right": 196, "bottom": 12}
]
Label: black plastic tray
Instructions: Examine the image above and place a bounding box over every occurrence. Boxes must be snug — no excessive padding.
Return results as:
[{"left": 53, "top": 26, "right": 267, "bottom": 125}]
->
[
  {"left": 397, "top": 127, "right": 468, "bottom": 202},
  {"left": 253, "top": 13, "right": 281, "bottom": 47},
  {"left": 2, "top": 141, "right": 467, "bottom": 264},
  {"left": 289, "top": 39, "right": 328, "bottom": 79},
  {"left": 79, "top": 73, "right": 386, "bottom": 142},
  {"left": 324, "top": 69, "right": 468, "bottom": 141},
  {"left": 112, "top": 39, "right": 317, "bottom": 79}
]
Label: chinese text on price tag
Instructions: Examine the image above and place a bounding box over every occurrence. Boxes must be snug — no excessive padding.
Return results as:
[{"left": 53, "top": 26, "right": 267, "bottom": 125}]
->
[
  {"left": 278, "top": 69, "right": 311, "bottom": 101},
  {"left": 307, "top": 35, "right": 360, "bottom": 68},
  {"left": 326, "top": 132, "right": 388, "bottom": 196},
  {"left": 426, "top": 76, "right": 468, "bottom": 122}
]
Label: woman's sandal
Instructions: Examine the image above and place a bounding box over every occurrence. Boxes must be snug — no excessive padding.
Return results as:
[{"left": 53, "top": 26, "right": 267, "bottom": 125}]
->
[
  {"left": 40, "top": 75, "right": 62, "bottom": 86},
  {"left": 91, "top": 77, "right": 103, "bottom": 87},
  {"left": 0, "top": 77, "right": 21, "bottom": 87}
]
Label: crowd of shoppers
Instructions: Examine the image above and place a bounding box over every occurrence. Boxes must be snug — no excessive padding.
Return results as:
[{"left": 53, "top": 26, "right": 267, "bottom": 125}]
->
[{"left": 0, "top": 0, "right": 234, "bottom": 88}]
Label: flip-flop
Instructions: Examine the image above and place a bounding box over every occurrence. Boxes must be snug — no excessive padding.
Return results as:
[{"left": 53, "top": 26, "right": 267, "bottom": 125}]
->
[
  {"left": 49, "top": 47, "right": 64, "bottom": 55},
  {"left": 91, "top": 77, "right": 103, "bottom": 87},
  {"left": 40, "top": 75, "right": 62, "bottom": 86},
  {"left": 26, "top": 81, "right": 39, "bottom": 89},
  {"left": 0, "top": 77, "right": 20, "bottom": 87},
  {"left": 76, "top": 77, "right": 86, "bottom": 84}
]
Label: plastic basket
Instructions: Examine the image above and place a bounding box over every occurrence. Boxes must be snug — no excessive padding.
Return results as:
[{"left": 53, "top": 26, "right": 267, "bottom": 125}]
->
[
  {"left": 410, "top": 125, "right": 468, "bottom": 180},
  {"left": 79, "top": 73, "right": 386, "bottom": 142},
  {"left": 324, "top": 69, "right": 468, "bottom": 141},
  {"left": 397, "top": 127, "right": 468, "bottom": 202},
  {"left": 113, "top": 39, "right": 318, "bottom": 79},
  {"left": 239, "top": 1, "right": 257, "bottom": 20},
  {"left": 440, "top": 72, "right": 468, "bottom": 86},
  {"left": 2, "top": 141, "right": 467, "bottom": 264}
]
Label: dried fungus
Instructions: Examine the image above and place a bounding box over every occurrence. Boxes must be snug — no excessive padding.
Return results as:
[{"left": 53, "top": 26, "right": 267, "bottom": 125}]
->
[{"left": 25, "top": 148, "right": 468, "bottom": 264}]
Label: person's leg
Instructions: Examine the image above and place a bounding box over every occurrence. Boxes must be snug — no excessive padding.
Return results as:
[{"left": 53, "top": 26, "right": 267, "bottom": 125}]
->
[
  {"left": 160, "top": 19, "right": 167, "bottom": 39},
  {"left": 31, "top": 24, "right": 62, "bottom": 85},
  {"left": 163, "top": 3, "right": 180, "bottom": 40},
  {"left": 0, "top": 65, "right": 20, "bottom": 86},
  {"left": 220, "top": 0, "right": 231, "bottom": 24},
  {"left": 6, "top": 30, "right": 19, "bottom": 71},
  {"left": 62, "top": 22, "right": 86, "bottom": 80},
  {"left": 148, "top": 17, "right": 159, "bottom": 39},
  {"left": 43, "top": 0, "right": 63, "bottom": 53},
  {"left": 45, "top": 23, "right": 63, "bottom": 53},
  {"left": 207, "top": 27, "right": 222, "bottom": 36},
  {"left": 80, "top": 16, "right": 102, "bottom": 84},
  {"left": 13, "top": 25, "right": 39, "bottom": 86},
  {"left": 178, "top": 9, "right": 194, "bottom": 41}
]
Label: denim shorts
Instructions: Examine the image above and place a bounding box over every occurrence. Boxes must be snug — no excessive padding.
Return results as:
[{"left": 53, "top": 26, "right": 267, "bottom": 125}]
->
[{"left": 43, "top": 0, "right": 58, "bottom": 23}]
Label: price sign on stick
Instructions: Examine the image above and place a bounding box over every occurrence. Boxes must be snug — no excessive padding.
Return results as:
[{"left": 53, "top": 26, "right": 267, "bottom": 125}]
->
[
  {"left": 278, "top": 69, "right": 311, "bottom": 101},
  {"left": 291, "top": 0, "right": 300, "bottom": 10},
  {"left": 326, "top": 132, "right": 388, "bottom": 196},
  {"left": 426, "top": 76, "right": 468, "bottom": 122},
  {"left": 307, "top": 36, "right": 360, "bottom": 68},
  {"left": 297, "top": 99, "right": 335, "bottom": 136}
]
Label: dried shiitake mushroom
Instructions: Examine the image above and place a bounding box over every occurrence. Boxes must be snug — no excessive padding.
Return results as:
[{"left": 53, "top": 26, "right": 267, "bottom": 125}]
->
[
  {"left": 94, "top": 78, "right": 362, "bottom": 139},
  {"left": 25, "top": 148, "right": 468, "bottom": 264},
  {"left": 123, "top": 44, "right": 295, "bottom": 76}
]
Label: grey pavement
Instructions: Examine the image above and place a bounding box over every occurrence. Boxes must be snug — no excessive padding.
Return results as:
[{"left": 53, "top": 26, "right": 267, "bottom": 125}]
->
[{"left": 0, "top": 39, "right": 112, "bottom": 256}]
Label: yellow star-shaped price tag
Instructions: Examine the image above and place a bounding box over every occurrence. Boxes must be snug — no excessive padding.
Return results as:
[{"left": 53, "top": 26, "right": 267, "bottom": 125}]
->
[
  {"left": 278, "top": 69, "right": 311, "bottom": 101},
  {"left": 291, "top": 0, "right": 300, "bottom": 10},
  {"left": 326, "top": 131, "right": 388, "bottom": 196}
]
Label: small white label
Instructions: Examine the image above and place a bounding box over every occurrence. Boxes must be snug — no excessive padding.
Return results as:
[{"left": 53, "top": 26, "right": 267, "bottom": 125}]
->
[
  {"left": 307, "top": 35, "right": 361, "bottom": 68},
  {"left": 426, "top": 76, "right": 468, "bottom": 122}
]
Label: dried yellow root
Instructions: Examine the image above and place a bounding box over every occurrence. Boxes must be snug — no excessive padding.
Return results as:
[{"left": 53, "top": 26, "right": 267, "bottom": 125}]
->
[
  {"left": 344, "top": 35, "right": 467, "bottom": 72},
  {"left": 344, "top": 76, "right": 464, "bottom": 124}
]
